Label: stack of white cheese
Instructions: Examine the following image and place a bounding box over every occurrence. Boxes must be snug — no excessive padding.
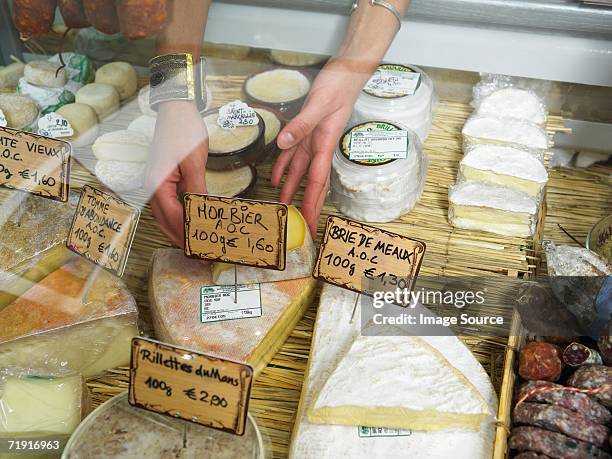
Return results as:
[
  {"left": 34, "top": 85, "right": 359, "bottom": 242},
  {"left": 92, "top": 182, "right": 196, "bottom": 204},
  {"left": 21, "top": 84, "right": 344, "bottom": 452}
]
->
[
  {"left": 290, "top": 285, "right": 498, "bottom": 459},
  {"left": 449, "top": 83, "right": 550, "bottom": 237}
]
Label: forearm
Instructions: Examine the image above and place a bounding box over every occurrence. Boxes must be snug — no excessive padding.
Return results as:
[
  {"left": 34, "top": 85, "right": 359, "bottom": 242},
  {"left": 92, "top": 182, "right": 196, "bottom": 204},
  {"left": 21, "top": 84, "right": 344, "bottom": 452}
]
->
[
  {"left": 157, "top": 0, "right": 211, "bottom": 60},
  {"left": 334, "top": 0, "right": 410, "bottom": 80}
]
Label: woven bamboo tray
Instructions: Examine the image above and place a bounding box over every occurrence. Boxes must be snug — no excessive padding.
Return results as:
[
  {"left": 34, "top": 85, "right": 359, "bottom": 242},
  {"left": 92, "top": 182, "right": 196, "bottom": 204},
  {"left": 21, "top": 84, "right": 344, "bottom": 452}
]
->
[{"left": 492, "top": 163, "right": 611, "bottom": 459}]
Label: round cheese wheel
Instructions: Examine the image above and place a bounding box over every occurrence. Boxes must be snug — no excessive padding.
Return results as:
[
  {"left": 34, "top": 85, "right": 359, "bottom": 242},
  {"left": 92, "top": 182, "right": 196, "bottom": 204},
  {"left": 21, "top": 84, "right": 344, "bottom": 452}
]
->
[
  {"left": 0, "top": 94, "right": 39, "bottom": 129},
  {"left": 92, "top": 130, "right": 150, "bottom": 162},
  {"left": 127, "top": 115, "right": 156, "bottom": 141},
  {"left": 95, "top": 62, "right": 137, "bottom": 101},
  {"left": 76, "top": 83, "right": 120, "bottom": 121},
  {"left": 24, "top": 61, "right": 68, "bottom": 88},
  {"left": 95, "top": 160, "right": 146, "bottom": 192},
  {"left": 56, "top": 103, "right": 99, "bottom": 147}
]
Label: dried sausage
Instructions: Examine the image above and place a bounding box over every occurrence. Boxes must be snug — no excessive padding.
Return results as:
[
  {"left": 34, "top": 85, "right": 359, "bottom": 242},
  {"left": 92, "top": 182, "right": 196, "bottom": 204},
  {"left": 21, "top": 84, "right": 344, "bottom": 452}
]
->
[
  {"left": 12, "top": 0, "right": 57, "bottom": 37},
  {"left": 519, "top": 381, "right": 611, "bottom": 425},
  {"left": 567, "top": 365, "right": 612, "bottom": 407},
  {"left": 519, "top": 342, "right": 563, "bottom": 382},
  {"left": 116, "top": 0, "right": 168, "bottom": 39},
  {"left": 563, "top": 342, "right": 602, "bottom": 367},
  {"left": 514, "top": 453, "right": 552, "bottom": 459},
  {"left": 58, "top": 0, "right": 89, "bottom": 28},
  {"left": 514, "top": 402, "right": 609, "bottom": 447},
  {"left": 82, "top": 0, "right": 119, "bottom": 34},
  {"left": 597, "top": 319, "right": 612, "bottom": 366},
  {"left": 509, "top": 426, "right": 611, "bottom": 459}
]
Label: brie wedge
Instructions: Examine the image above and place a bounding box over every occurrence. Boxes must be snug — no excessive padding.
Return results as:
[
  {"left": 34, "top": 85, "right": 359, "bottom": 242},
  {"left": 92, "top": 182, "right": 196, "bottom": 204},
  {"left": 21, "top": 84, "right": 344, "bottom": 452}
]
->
[
  {"left": 448, "top": 181, "right": 538, "bottom": 237},
  {"left": 308, "top": 335, "right": 491, "bottom": 431},
  {"left": 462, "top": 116, "right": 548, "bottom": 151},
  {"left": 289, "top": 285, "right": 497, "bottom": 459},
  {"left": 460, "top": 145, "right": 548, "bottom": 197}
]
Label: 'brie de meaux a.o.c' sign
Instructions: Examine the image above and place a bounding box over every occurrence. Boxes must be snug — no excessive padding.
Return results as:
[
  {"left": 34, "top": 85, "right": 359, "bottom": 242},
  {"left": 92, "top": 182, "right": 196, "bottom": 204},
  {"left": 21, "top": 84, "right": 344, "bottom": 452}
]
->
[
  {"left": 0, "top": 126, "right": 71, "bottom": 201},
  {"left": 313, "top": 216, "right": 426, "bottom": 295},
  {"left": 183, "top": 194, "right": 288, "bottom": 270},
  {"left": 129, "top": 337, "right": 253, "bottom": 435}
]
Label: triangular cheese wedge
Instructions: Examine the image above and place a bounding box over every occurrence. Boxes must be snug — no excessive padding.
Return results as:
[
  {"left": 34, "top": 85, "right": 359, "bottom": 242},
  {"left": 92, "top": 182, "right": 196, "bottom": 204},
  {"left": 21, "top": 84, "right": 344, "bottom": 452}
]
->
[
  {"left": 307, "top": 334, "right": 491, "bottom": 431},
  {"left": 0, "top": 256, "right": 139, "bottom": 377},
  {"left": 150, "top": 248, "right": 316, "bottom": 376}
]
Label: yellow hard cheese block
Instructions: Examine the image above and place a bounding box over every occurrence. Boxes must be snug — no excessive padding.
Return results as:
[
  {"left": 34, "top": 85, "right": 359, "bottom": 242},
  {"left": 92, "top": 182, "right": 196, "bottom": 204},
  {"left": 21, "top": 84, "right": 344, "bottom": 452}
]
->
[
  {"left": 307, "top": 335, "right": 491, "bottom": 431},
  {"left": 150, "top": 248, "right": 317, "bottom": 377},
  {"left": 212, "top": 205, "right": 315, "bottom": 285},
  {"left": 0, "top": 374, "right": 89, "bottom": 436},
  {"left": 0, "top": 193, "right": 76, "bottom": 311},
  {"left": 0, "top": 256, "right": 139, "bottom": 378}
]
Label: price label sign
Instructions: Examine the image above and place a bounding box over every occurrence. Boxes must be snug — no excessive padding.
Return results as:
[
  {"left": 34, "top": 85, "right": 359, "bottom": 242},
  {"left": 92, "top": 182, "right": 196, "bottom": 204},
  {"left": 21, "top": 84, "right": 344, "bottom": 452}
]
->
[
  {"left": 66, "top": 185, "right": 140, "bottom": 277},
  {"left": 129, "top": 337, "right": 254, "bottom": 435},
  {"left": 183, "top": 194, "right": 288, "bottom": 270},
  {"left": 0, "top": 126, "right": 71, "bottom": 201},
  {"left": 313, "top": 216, "right": 426, "bottom": 296},
  {"left": 37, "top": 113, "right": 74, "bottom": 139}
]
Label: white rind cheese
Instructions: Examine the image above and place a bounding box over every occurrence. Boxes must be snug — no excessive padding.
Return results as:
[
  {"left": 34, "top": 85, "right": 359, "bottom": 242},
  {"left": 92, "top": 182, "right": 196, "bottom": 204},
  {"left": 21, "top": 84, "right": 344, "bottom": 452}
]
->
[
  {"left": 475, "top": 88, "right": 546, "bottom": 125},
  {"left": 92, "top": 130, "right": 150, "bottom": 162},
  {"left": 95, "top": 160, "right": 146, "bottom": 192},
  {"left": 462, "top": 116, "right": 548, "bottom": 151},
  {"left": 308, "top": 335, "right": 491, "bottom": 431},
  {"left": 76, "top": 83, "right": 120, "bottom": 121},
  {"left": 127, "top": 115, "right": 156, "bottom": 141},
  {"left": 24, "top": 61, "right": 68, "bottom": 88},
  {"left": 448, "top": 181, "right": 538, "bottom": 237},
  {"left": 94, "top": 62, "right": 137, "bottom": 101},
  {"left": 289, "top": 285, "right": 497, "bottom": 459},
  {"left": 56, "top": 103, "right": 99, "bottom": 147},
  {"left": 460, "top": 145, "right": 548, "bottom": 197}
]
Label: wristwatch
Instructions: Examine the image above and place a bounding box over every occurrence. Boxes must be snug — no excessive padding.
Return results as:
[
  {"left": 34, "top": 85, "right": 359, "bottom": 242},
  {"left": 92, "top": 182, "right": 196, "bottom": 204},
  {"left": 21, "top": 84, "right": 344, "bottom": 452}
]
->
[{"left": 148, "top": 53, "right": 207, "bottom": 112}]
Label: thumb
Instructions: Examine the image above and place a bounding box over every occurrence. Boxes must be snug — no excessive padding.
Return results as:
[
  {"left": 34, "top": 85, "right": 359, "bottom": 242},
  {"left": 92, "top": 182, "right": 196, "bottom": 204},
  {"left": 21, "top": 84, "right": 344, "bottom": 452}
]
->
[{"left": 277, "top": 102, "right": 325, "bottom": 150}]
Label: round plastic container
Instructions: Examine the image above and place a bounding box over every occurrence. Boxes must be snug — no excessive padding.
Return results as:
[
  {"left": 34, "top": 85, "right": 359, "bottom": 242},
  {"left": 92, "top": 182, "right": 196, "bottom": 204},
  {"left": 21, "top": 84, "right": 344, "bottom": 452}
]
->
[
  {"left": 331, "top": 120, "right": 427, "bottom": 223},
  {"left": 62, "top": 392, "right": 268, "bottom": 459},
  {"left": 203, "top": 108, "right": 265, "bottom": 170},
  {"left": 351, "top": 64, "right": 435, "bottom": 143},
  {"left": 206, "top": 165, "right": 257, "bottom": 198},
  {"left": 244, "top": 68, "right": 311, "bottom": 119}
]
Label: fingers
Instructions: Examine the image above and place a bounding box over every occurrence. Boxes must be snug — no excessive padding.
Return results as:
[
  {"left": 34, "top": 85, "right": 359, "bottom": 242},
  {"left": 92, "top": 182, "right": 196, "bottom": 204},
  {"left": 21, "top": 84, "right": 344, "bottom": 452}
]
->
[
  {"left": 303, "top": 174, "right": 329, "bottom": 237},
  {"left": 271, "top": 146, "right": 296, "bottom": 187},
  {"left": 279, "top": 147, "right": 311, "bottom": 204},
  {"left": 277, "top": 99, "right": 325, "bottom": 150},
  {"left": 150, "top": 181, "right": 185, "bottom": 247},
  {"left": 178, "top": 143, "right": 208, "bottom": 196}
]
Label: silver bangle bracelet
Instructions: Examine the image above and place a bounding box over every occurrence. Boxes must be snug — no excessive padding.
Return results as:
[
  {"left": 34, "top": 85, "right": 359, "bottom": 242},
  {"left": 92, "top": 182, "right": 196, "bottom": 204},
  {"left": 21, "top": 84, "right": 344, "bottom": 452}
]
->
[{"left": 351, "top": 0, "right": 403, "bottom": 30}]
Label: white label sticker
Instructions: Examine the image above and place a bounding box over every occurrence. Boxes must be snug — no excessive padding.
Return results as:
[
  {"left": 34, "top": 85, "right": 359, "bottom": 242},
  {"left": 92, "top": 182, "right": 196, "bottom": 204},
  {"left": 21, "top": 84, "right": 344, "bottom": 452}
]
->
[
  {"left": 200, "top": 284, "right": 262, "bottom": 323},
  {"left": 37, "top": 113, "right": 74, "bottom": 138},
  {"left": 366, "top": 69, "right": 420, "bottom": 96},
  {"left": 217, "top": 100, "right": 259, "bottom": 130},
  {"left": 0, "top": 109, "right": 7, "bottom": 128},
  {"left": 349, "top": 130, "right": 408, "bottom": 160},
  {"left": 358, "top": 426, "right": 413, "bottom": 438}
]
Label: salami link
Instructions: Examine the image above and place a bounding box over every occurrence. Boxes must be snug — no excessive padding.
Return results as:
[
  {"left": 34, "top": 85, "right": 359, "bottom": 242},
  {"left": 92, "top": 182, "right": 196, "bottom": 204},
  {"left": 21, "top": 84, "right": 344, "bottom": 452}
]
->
[
  {"left": 509, "top": 427, "right": 612, "bottom": 459},
  {"left": 519, "top": 381, "right": 611, "bottom": 425},
  {"left": 82, "top": 0, "right": 119, "bottom": 34},
  {"left": 58, "top": 0, "right": 90, "bottom": 28},
  {"left": 116, "top": 0, "right": 168, "bottom": 39},
  {"left": 12, "top": 0, "right": 57, "bottom": 37},
  {"left": 567, "top": 365, "right": 612, "bottom": 407},
  {"left": 519, "top": 342, "right": 564, "bottom": 382},
  {"left": 514, "top": 402, "right": 609, "bottom": 447},
  {"left": 563, "top": 342, "right": 603, "bottom": 367}
]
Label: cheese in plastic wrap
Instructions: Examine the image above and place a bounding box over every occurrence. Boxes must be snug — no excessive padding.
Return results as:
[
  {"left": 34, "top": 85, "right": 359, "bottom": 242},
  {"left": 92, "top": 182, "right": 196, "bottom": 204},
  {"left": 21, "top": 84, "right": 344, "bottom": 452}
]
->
[
  {"left": 0, "top": 371, "right": 90, "bottom": 459},
  {"left": 0, "top": 256, "right": 139, "bottom": 378},
  {"left": 149, "top": 249, "right": 317, "bottom": 377},
  {"left": 0, "top": 192, "right": 77, "bottom": 310}
]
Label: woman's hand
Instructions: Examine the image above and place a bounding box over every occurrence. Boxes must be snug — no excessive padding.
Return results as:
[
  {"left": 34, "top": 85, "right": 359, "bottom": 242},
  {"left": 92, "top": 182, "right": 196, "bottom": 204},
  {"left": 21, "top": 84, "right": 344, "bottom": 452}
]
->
[
  {"left": 147, "top": 100, "right": 208, "bottom": 247},
  {"left": 271, "top": 59, "right": 367, "bottom": 236}
]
